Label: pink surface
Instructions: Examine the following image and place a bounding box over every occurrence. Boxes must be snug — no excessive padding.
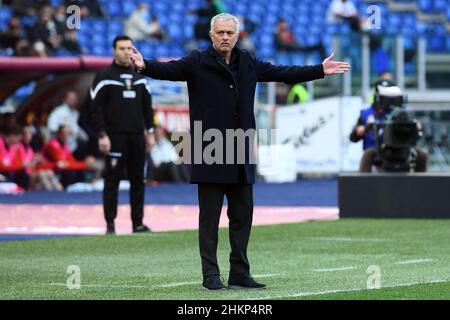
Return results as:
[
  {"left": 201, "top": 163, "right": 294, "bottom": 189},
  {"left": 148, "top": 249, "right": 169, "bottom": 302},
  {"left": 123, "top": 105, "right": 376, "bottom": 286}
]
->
[{"left": 0, "top": 204, "right": 339, "bottom": 235}]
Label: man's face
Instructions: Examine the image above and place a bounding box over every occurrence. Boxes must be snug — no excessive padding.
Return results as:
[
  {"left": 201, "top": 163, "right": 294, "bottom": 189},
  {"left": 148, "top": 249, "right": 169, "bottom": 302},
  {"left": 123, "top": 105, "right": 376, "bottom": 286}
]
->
[
  {"left": 5, "top": 133, "right": 21, "bottom": 145},
  {"left": 65, "top": 91, "right": 79, "bottom": 109},
  {"left": 58, "top": 127, "right": 71, "bottom": 144},
  {"left": 114, "top": 40, "right": 133, "bottom": 66},
  {"left": 210, "top": 19, "right": 239, "bottom": 56}
]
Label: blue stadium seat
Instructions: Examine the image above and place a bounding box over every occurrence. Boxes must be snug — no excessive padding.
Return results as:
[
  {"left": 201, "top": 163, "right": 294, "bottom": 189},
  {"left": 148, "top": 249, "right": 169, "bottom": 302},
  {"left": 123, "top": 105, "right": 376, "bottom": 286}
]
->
[
  {"left": 50, "top": 0, "right": 62, "bottom": 7},
  {"left": 418, "top": 0, "right": 433, "bottom": 12},
  {"left": 429, "top": 35, "right": 446, "bottom": 52},
  {"left": 122, "top": 2, "right": 137, "bottom": 17},
  {"left": 17, "top": 0, "right": 444, "bottom": 59},
  {"left": 106, "top": 2, "right": 122, "bottom": 18},
  {"left": 107, "top": 20, "right": 123, "bottom": 35},
  {"left": 92, "top": 20, "right": 107, "bottom": 34},
  {"left": 0, "top": 6, "right": 12, "bottom": 22}
]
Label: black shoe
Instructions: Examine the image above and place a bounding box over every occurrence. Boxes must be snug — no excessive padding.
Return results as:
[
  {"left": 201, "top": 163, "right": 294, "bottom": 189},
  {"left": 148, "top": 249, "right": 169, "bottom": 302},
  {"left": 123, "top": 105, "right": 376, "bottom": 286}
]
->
[
  {"left": 202, "top": 275, "right": 226, "bottom": 291},
  {"left": 228, "top": 274, "right": 267, "bottom": 290},
  {"left": 132, "top": 224, "right": 151, "bottom": 233},
  {"left": 105, "top": 223, "right": 115, "bottom": 235}
]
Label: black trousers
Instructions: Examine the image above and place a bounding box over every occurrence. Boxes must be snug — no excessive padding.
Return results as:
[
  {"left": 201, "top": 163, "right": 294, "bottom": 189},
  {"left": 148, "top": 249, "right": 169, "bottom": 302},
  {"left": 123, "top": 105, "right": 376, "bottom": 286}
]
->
[
  {"left": 103, "top": 133, "right": 145, "bottom": 228},
  {"left": 198, "top": 183, "right": 253, "bottom": 277}
]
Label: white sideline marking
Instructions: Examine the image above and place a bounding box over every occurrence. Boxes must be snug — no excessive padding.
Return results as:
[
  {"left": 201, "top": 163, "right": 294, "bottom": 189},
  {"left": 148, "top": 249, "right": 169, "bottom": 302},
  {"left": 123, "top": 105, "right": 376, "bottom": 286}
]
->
[
  {"left": 395, "top": 259, "right": 434, "bottom": 265},
  {"left": 252, "top": 279, "right": 450, "bottom": 300},
  {"left": 47, "top": 274, "right": 286, "bottom": 290},
  {"left": 156, "top": 281, "right": 200, "bottom": 288},
  {"left": 253, "top": 273, "right": 287, "bottom": 278},
  {"left": 48, "top": 283, "right": 152, "bottom": 289},
  {"left": 313, "top": 266, "right": 358, "bottom": 272},
  {"left": 310, "top": 237, "right": 391, "bottom": 242}
]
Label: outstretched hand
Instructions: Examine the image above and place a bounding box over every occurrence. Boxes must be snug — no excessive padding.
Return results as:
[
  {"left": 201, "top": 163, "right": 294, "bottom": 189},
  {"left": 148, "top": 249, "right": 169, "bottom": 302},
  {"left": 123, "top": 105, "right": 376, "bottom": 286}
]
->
[
  {"left": 130, "top": 46, "right": 145, "bottom": 69},
  {"left": 322, "top": 52, "right": 350, "bottom": 75}
]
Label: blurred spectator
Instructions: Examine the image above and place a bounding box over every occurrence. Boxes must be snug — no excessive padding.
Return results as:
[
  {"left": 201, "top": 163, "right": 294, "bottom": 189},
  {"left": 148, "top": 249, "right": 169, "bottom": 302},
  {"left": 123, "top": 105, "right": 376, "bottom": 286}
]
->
[
  {"left": 64, "top": 0, "right": 105, "bottom": 18},
  {"left": 0, "top": 110, "right": 18, "bottom": 135},
  {"left": 274, "top": 19, "right": 325, "bottom": 61},
  {"left": 42, "top": 125, "right": 99, "bottom": 188},
  {"left": 189, "top": 0, "right": 223, "bottom": 42},
  {"left": 54, "top": 5, "right": 82, "bottom": 54},
  {"left": 124, "top": 3, "right": 167, "bottom": 41},
  {"left": 0, "top": 17, "right": 31, "bottom": 56},
  {"left": 327, "top": 0, "right": 362, "bottom": 32},
  {"left": 0, "top": 125, "right": 30, "bottom": 189},
  {"left": 11, "top": 0, "right": 50, "bottom": 17},
  {"left": 148, "top": 127, "right": 189, "bottom": 183},
  {"left": 46, "top": 90, "right": 89, "bottom": 154},
  {"left": 21, "top": 126, "right": 63, "bottom": 191},
  {"left": 27, "top": 6, "right": 62, "bottom": 56},
  {"left": 237, "top": 16, "right": 256, "bottom": 54}
]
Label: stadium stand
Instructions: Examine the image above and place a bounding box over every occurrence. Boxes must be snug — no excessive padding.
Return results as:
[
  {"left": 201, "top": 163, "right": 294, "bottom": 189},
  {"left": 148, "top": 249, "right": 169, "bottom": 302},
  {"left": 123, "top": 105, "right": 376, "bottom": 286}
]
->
[{"left": 0, "top": 0, "right": 449, "bottom": 60}]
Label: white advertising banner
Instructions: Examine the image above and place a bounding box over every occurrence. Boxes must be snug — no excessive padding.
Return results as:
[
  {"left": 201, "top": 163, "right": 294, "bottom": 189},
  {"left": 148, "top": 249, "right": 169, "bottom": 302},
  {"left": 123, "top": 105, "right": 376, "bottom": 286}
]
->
[{"left": 274, "top": 97, "right": 364, "bottom": 173}]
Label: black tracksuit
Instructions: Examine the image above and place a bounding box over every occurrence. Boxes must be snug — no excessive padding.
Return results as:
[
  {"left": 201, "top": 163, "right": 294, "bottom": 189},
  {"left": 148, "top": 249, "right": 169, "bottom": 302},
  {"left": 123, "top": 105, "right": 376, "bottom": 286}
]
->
[{"left": 90, "top": 61, "right": 154, "bottom": 228}]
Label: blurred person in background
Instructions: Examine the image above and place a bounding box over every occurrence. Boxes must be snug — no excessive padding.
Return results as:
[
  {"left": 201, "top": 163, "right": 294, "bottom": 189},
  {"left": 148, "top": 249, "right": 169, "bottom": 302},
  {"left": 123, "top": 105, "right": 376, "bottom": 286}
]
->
[
  {"left": 11, "top": 0, "right": 50, "bottom": 17},
  {"left": 350, "top": 79, "right": 428, "bottom": 172},
  {"left": 327, "top": 0, "right": 363, "bottom": 32},
  {"left": 90, "top": 35, "right": 156, "bottom": 235},
  {"left": 64, "top": 0, "right": 105, "bottom": 18},
  {"left": 0, "top": 17, "right": 31, "bottom": 56},
  {"left": 27, "top": 6, "right": 61, "bottom": 56},
  {"left": 42, "top": 125, "right": 99, "bottom": 188},
  {"left": 186, "top": 0, "right": 223, "bottom": 50},
  {"left": 237, "top": 16, "right": 256, "bottom": 55},
  {"left": 148, "top": 126, "right": 189, "bottom": 183},
  {"left": 0, "top": 125, "right": 30, "bottom": 189},
  {"left": 124, "top": 3, "right": 167, "bottom": 42},
  {"left": 274, "top": 19, "right": 326, "bottom": 61},
  {"left": 53, "top": 5, "right": 83, "bottom": 54},
  {"left": 21, "top": 126, "right": 63, "bottom": 191},
  {"left": 46, "top": 90, "right": 89, "bottom": 157}
]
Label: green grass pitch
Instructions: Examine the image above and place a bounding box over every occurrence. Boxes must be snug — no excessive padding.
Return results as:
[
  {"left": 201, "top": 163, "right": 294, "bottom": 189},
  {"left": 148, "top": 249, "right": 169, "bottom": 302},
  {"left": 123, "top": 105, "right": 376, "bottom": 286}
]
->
[{"left": 1, "top": 219, "right": 449, "bottom": 300}]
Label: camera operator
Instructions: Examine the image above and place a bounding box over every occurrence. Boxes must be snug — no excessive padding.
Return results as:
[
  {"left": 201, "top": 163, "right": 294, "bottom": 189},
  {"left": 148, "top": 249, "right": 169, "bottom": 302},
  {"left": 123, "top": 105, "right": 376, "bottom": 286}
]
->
[{"left": 350, "top": 79, "right": 428, "bottom": 172}]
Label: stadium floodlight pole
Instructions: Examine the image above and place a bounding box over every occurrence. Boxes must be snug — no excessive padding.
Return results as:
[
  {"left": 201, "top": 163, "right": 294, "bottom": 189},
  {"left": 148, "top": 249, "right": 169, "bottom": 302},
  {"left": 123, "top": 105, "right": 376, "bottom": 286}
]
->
[
  {"left": 306, "top": 56, "right": 315, "bottom": 100},
  {"left": 361, "top": 34, "right": 371, "bottom": 103},
  {"left": 343, "top": 57, "right": 352, "bottom": 96},
  {"left": 267, "top": 82, "right": 276, "bottom": 106},
  {"left": 395, "top": 35, "right": 405, "bottom": 91},
  {"left": 417, "top": 37, "right": 426, "bottom": 92}
]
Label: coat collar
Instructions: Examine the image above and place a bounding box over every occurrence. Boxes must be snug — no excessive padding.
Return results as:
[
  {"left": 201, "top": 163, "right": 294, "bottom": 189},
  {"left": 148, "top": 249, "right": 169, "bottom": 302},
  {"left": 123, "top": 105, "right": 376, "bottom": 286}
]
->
[{"left": 207, "top": 43, "right": 242, "bottom": 62}]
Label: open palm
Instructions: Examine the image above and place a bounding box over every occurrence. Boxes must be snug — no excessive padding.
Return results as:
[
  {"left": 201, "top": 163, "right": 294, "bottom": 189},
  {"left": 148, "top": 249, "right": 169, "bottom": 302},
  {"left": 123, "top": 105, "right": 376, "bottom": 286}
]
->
[{"left": 322, "top": 53, "right": 350, "bottom": 75}]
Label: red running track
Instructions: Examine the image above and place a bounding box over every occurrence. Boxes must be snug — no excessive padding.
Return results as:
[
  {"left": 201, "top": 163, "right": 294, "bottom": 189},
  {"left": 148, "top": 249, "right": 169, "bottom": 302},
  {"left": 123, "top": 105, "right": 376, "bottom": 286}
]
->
[{"left": 0, "top": 204, "right": 339, "bottom": 235}]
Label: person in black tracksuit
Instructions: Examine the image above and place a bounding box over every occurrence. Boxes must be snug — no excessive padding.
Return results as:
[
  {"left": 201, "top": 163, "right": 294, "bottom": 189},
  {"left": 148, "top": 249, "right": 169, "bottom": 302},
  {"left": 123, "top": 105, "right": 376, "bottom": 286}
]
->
[{"left": 90, "top": 35, "right": 155, "bottom": 235}]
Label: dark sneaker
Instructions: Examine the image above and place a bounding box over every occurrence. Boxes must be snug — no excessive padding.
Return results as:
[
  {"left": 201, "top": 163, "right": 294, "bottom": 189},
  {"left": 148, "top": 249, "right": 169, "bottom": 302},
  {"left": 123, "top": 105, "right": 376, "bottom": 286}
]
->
[
  {"left": 105, "top": 223, "right": 115, "bottom": 235},
  {"left": 132, "top": 224, "right": 151, "bottom": 233},
  {"left": 228, "top": 274, "right": 267, "bottom": 290},
  {"left": 202, "top": 275, "right": 226, "bottom": 291}
]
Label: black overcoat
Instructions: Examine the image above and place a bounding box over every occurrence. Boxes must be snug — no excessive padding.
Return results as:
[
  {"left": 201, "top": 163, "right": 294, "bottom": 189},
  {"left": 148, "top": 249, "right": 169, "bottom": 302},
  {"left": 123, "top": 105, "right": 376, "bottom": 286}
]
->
[{"left": 140, "top": 44, "right": 324, "bottom": 184}]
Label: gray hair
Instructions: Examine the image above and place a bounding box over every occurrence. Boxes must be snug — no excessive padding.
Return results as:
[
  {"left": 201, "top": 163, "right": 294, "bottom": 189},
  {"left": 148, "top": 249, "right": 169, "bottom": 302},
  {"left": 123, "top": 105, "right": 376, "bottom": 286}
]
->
[{"left": 210, "top": 13, "right": 240, "bottom": 33}]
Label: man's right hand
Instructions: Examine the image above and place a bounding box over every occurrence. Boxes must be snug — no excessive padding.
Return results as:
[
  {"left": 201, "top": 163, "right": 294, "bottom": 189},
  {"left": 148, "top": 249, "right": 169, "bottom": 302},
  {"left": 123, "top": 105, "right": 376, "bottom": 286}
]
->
[
  {"left": 99, "top": 134, "right": 111, "bottom": 154},
  {"left": 356, "top": 125, "right": 366, "bottom": 137},
  {"left": 130, "top": 46, "right": 145, "bottom": 69}
]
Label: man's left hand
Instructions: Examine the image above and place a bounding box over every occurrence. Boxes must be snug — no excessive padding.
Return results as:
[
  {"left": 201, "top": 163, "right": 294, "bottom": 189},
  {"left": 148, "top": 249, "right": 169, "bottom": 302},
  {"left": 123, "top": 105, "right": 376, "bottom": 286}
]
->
[{"left": 322, "top": 52, "right": 351, "bottom": 75}]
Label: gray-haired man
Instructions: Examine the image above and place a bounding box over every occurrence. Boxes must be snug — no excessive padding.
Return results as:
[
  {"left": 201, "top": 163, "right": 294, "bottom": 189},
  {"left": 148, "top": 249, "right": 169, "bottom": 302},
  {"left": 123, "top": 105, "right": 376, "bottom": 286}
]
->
[{"left": 130, "top": 13, "right": 350, "bottom": 290}]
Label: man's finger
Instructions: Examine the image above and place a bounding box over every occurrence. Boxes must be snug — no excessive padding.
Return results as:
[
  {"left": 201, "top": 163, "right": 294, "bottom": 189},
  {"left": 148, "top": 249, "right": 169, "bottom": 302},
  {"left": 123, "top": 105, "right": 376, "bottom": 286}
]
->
[{"left": 324, "top": 52, "right": 334, "bottom": 63}]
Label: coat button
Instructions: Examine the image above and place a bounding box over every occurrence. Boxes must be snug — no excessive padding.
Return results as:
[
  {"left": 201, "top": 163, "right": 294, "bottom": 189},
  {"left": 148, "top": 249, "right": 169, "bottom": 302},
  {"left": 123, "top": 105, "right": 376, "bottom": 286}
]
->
[
  {"left": 229, "top": 84, "right": 234, "bottom": 89},
  {"left": 232, "top": 111, "right": 238, "bottom": 117}
]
